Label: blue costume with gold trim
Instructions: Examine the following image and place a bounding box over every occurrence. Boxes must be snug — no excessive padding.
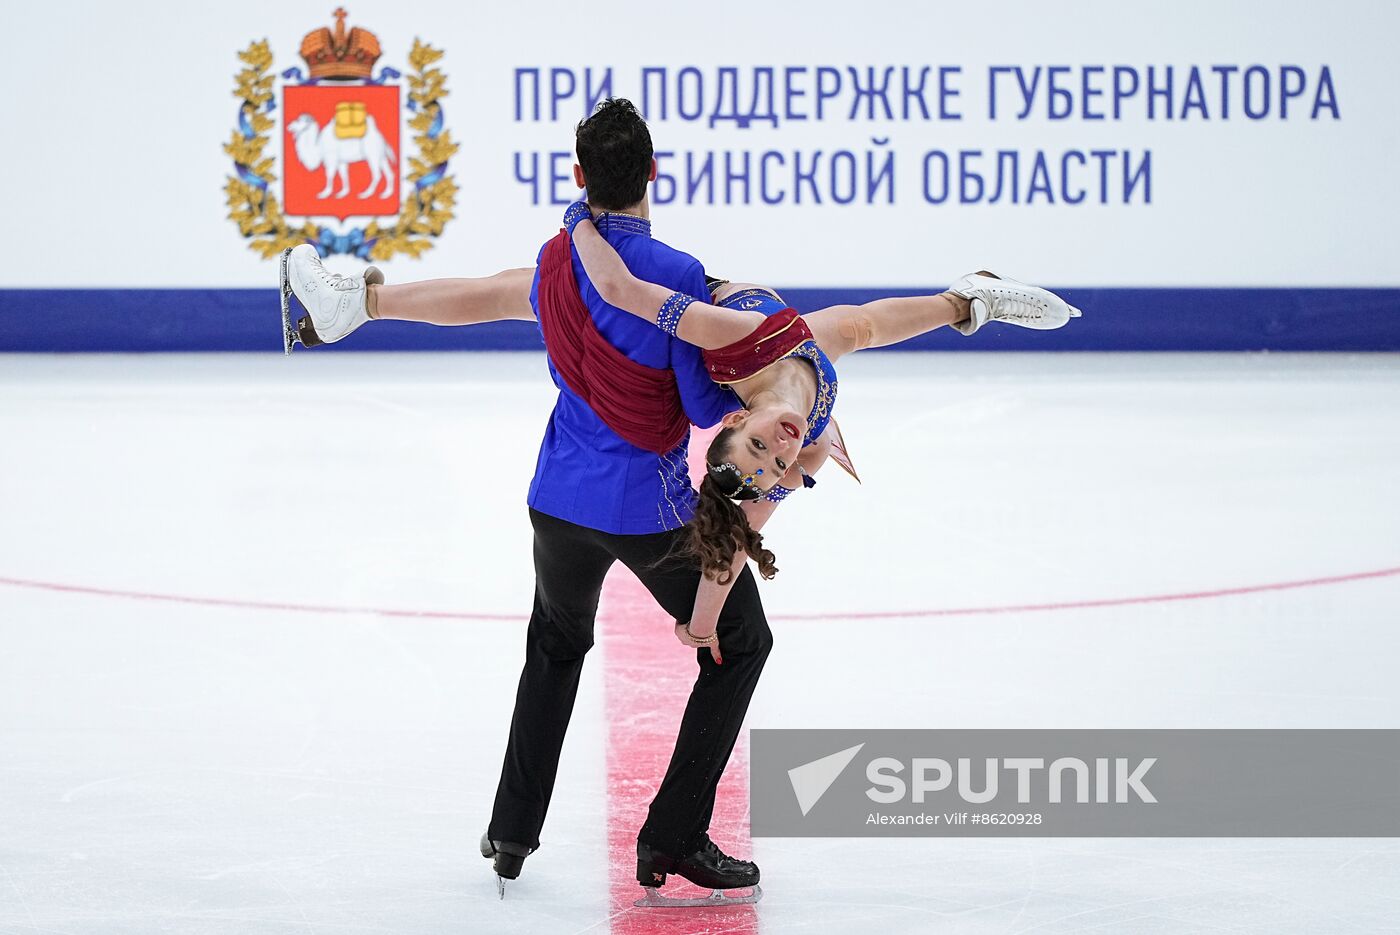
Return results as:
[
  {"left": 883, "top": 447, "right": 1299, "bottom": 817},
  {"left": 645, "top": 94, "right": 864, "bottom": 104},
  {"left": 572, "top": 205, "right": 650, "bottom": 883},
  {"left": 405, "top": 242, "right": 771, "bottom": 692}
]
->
[
  {"left": 713, "top": 288, "right": 838, "bottom": 450},
  {"left": 650, "top": 282, "right": 861, "bottom": 498}
]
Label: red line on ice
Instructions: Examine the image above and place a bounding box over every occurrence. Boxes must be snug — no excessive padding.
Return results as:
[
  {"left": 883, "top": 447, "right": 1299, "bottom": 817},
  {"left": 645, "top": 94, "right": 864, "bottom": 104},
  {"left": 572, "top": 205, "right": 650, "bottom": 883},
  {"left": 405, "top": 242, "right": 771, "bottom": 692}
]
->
[
  {"left": 2, "top": 565, "right": 1397, "bottom": 623},
  {"left": 773, "top": 564, "right": 1400, "bottom": 620},
  {"left": 598, "top": 569, "right": 760, "bottom": 935},
  {"left": 596, "top": 424, "right": 759, "bottom": 934},
  {"left": 0, "top": 576, "right": 521, "bottom": 621}
]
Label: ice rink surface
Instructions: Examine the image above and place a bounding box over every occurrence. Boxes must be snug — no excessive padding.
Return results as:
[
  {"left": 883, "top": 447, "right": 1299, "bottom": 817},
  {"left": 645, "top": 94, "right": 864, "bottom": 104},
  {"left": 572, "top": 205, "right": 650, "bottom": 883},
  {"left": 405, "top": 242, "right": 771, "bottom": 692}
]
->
[{"left": 1, "top": 351, "right": 1398, "bottom": 934}]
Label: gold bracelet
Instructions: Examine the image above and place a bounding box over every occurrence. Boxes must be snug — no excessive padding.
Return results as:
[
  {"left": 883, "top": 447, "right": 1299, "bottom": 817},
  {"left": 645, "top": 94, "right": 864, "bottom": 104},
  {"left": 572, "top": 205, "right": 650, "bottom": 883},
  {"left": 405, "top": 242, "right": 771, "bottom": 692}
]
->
[{"left": 684, "top": 621, "right": 718, "bottom": 645}]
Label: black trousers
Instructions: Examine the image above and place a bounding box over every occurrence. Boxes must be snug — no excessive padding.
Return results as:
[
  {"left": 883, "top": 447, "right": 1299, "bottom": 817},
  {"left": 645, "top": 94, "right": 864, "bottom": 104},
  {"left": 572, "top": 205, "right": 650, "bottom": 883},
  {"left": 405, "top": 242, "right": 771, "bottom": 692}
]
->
[{"left": 487, "top": 508, "right": 773, "bottom": 855}]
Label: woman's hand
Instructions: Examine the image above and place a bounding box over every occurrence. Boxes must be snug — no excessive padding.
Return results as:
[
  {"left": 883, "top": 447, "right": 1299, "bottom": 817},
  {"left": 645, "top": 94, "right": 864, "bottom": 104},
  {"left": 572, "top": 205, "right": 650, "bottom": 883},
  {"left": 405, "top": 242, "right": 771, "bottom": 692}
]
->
[
  {"left": 562, "top": 200, "right": 593, "bottom": 235},
  {"left": 674, "top": 619, "right": 722, "bottom": 665}
]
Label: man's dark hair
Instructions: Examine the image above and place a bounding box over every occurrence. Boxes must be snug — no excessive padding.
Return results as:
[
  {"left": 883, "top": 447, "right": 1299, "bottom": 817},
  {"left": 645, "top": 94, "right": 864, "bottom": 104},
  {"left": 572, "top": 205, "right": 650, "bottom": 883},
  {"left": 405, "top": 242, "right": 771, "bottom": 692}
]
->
[{"left": 575, "top": 98, "right": 653, "bottom": 211}]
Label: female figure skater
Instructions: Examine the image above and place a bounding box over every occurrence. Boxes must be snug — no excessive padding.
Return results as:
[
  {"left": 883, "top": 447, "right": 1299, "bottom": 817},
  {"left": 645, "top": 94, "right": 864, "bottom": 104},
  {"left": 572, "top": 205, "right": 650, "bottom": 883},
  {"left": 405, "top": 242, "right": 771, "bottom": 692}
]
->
[
  {"left": 280, "top": 213, "right": 1078, "bottom": 643},
  {"left": 555, "top": 200, "right": 1079, "bottom": 634}
]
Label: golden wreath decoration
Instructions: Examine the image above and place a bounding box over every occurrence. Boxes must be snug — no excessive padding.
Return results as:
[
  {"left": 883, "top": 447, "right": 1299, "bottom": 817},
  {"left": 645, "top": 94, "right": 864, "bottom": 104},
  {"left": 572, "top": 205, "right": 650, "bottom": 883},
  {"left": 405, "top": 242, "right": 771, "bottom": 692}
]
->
[{"left": 223, "top": 37, "right": 457, "bottom": 261}]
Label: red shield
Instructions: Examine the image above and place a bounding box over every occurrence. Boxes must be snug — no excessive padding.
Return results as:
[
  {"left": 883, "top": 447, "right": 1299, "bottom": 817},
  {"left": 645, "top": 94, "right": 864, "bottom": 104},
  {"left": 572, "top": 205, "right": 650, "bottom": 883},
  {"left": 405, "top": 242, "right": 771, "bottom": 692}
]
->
[{"left": 282, "top": 84, "right": 400, "bottom": 221}]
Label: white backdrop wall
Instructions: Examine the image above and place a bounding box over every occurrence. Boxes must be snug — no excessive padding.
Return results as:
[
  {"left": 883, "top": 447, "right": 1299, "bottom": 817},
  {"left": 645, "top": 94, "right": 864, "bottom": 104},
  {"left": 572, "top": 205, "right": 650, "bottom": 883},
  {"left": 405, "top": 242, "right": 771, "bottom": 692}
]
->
[{"left": 2, "top": 0, "right": 1395, "bottom": 289}]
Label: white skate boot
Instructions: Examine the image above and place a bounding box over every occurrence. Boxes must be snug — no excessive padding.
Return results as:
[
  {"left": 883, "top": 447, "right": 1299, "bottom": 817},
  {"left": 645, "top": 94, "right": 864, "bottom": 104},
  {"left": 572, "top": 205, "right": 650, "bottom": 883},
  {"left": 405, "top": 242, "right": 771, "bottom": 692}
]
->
[
  {"left": 948, "top": 271, "right": 1081, "bottom": 336},
  {"left": 278, "top": 244, "right": 384, "bottom": 354}
]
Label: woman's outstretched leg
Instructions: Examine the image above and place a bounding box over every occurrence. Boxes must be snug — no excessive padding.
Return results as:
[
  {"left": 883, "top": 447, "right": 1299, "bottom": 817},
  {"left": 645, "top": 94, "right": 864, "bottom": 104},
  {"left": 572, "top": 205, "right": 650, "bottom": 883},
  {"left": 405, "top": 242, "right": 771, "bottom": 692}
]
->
[
  {"left": 372, "top": 268, "right": 536, "bottom": 325},
  {"left": 722, "top": 272, "right": 1080, "bottom": 362},
  {"left": 712, "top": 282, "right": 970, "bottom": 362},
  {"left": 285, "top": 242, "right": 537, "bottom": 348},
  {"left": 802, "top": 294, "right": 971, "bottom": 360}
]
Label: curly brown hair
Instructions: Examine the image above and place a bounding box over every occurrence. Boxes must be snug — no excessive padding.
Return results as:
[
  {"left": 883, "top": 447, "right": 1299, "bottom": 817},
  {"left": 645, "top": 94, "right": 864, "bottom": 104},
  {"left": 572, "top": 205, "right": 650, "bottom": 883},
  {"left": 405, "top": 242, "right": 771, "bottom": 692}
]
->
[{"left": 689, "top": 428, "right": 779, "bottom": 584}]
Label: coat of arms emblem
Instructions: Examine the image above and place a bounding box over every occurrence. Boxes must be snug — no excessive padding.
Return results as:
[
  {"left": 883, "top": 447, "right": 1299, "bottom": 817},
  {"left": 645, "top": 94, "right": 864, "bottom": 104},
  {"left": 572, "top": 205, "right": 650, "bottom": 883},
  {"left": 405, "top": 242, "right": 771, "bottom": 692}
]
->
[{"left": 224, "top": 9, "right": 457, "bottom": 261}]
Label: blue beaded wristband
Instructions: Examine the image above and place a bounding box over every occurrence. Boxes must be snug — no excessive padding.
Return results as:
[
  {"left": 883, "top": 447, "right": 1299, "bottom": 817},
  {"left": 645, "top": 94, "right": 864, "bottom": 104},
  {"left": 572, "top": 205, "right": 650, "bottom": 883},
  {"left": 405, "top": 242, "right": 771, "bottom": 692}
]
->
[
  {"left": 562, "top": 201, "right": 592, "bottom": 234},
  {"left": 657, "top": 292, "right": 697, "bottom": 336},
  {"left": 763, "top": 483, "right": 796, "bottom": 504}
]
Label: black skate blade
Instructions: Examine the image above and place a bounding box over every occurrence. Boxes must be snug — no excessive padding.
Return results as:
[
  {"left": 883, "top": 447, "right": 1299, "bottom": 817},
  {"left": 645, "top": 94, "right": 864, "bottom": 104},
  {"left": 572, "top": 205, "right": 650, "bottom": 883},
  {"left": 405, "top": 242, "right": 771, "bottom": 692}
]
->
[
  {"left": 278, "top": 248, "right": 297, "bottom": 356},
  {"left": 634, "top": 884, "right": 762, "bottom": 908}
]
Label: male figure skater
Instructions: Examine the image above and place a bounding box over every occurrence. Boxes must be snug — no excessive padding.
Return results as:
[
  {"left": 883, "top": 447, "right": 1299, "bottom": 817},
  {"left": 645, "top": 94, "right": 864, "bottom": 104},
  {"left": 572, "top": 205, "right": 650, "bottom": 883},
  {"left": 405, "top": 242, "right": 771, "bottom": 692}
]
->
[
  {"left": 476, "top": 99, "right": 768, "bottom": 903},
  {"left": 476, "top": 100, "right": 768, "bottom": 903},
  {"left": 283, "top": 99, "right": 769, "bottom": 905}
]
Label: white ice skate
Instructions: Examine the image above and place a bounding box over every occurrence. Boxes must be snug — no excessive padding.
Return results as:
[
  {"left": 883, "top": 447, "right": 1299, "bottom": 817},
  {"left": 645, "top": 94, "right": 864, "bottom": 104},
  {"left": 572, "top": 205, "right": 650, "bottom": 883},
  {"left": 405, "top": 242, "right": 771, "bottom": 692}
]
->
[
  {"left": 278, "top": 244, "right": 384, "bottom": 354},
  {"left": 948, "top": 270, "right": 1081, "bottom": 336}
]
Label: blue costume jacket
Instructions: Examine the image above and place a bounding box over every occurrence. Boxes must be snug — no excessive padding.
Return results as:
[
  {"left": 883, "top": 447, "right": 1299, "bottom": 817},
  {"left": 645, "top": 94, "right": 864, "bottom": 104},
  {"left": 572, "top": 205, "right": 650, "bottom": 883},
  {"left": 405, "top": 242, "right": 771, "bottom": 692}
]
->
[{"left": 526, "top": 213, "right": 737, "bottom": 534}]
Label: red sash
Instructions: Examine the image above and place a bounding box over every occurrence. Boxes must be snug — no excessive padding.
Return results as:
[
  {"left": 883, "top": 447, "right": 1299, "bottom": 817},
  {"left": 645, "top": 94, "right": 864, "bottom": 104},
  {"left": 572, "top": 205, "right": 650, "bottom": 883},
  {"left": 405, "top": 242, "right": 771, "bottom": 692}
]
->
[
  {"left": 535, "top": 231, "right": 690, "bottom": 454},
  {"left": 702, "top": 307, "right": 813, "bottom": 383}
]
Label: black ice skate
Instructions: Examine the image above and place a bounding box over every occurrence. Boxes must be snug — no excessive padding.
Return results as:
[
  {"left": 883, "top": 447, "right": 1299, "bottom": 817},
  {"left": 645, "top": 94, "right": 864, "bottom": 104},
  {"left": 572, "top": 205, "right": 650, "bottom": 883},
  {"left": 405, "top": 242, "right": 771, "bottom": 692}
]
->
[
  {"left": 634, "top": 835, "right": 763, "bottom": 908},
  {"left": 479, "top": 832, "right": 533, "bottom": 899}
]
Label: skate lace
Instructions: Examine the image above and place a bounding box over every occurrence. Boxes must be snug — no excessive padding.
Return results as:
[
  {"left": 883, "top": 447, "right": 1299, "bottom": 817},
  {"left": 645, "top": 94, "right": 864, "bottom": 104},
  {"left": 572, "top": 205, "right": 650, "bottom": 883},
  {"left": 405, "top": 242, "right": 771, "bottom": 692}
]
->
[
  {"left": 988, "top": 288, "right": 1045, "bottom": 322},
  {"left": 697, "top": 836, "right": 745, "bottom": 868},
  {"left": 312, "top": 263, "right": 360, "bottom": 293}
]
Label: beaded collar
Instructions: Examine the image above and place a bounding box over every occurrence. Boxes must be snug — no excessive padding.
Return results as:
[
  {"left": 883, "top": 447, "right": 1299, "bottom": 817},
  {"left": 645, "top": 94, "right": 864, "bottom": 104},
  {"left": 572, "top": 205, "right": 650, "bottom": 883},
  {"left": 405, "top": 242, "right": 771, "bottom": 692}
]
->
[{"left": 592, "top": 212, "right": 651, "bottom": 238}]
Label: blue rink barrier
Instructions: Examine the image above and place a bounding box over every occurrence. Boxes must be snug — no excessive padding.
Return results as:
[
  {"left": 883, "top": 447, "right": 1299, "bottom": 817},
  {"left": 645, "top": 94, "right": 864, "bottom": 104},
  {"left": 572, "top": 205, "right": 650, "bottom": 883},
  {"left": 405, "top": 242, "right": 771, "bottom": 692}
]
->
[{"left": 1, "top": 288, "right": 1398, "bottom": 352}]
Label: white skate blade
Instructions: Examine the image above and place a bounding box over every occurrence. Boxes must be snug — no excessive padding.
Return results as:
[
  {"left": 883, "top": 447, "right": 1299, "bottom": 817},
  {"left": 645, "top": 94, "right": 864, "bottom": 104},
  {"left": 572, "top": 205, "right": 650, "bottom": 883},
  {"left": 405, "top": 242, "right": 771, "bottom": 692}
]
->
[
  {"left": 278, "top": 247, "right": 297, "bottom": 356},
  {"left": 495, "top": 874, "right": 506, "bottom": 900},
  {"left": 633, "top": 884, "right": 762, "bottom": 908}
]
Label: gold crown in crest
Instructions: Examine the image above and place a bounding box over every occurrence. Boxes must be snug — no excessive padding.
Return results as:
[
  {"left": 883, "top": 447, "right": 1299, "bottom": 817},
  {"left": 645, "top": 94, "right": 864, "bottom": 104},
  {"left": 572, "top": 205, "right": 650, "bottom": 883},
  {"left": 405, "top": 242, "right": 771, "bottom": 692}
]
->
[{"left": 299, "top": 8, "right": 382, "bottom": 81}]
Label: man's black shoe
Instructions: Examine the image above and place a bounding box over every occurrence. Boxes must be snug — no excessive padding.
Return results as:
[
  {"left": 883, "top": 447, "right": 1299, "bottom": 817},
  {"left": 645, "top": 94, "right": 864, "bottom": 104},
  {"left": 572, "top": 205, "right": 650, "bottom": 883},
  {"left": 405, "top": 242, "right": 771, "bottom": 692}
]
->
[
  {"left": 480, "top": 832, "right": 532, "bottom": 882},
  {"left": 635, "top": 834, "right": 760, "bottom": 890}
]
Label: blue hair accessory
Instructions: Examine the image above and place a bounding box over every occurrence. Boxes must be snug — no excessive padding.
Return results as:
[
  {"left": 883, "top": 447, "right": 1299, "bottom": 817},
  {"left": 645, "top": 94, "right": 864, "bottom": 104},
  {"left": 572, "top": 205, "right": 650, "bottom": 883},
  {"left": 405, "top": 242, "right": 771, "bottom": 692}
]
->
[{"left": 708, "top": 461, "right": 765, "bottom": 501}]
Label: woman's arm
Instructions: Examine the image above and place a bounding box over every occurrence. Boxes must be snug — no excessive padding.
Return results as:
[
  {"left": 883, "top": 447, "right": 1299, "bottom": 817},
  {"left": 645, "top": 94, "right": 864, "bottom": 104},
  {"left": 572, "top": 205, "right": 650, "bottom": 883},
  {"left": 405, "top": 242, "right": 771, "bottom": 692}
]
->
[
  {"left": 683, "top": 498, "right": 779, "bottom": 658},
  {"left": 683, "top": 436, "right": 833, "bottom": 645},
  {"left": 568, "top": 207, "right": 766, "bottom": 348}
]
